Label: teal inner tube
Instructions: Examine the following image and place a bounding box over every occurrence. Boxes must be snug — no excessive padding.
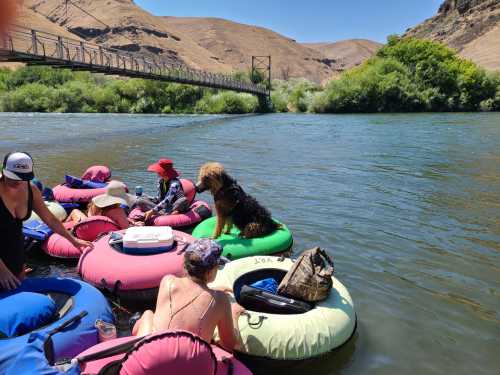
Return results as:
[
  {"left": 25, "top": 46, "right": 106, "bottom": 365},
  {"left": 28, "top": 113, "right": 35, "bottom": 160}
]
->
[{"left": 192, "top": 217, "right": 293, "bottom": 260}]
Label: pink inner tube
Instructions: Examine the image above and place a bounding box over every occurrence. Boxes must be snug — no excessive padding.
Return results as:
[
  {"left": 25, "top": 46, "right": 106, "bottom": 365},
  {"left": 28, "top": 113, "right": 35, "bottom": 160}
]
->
[
  {"left": 81, "top": 165, "right": 111, "bottom": 183},
  {"left": 138, "top": 200, "right": 211, "bottom": 228},
  {"left": 152, "top": 200, "right": 211, "bottom": 228},
  {"left": 43, "top": 216, "right": 120, "bottom": 259},
  {"left": 53, "top": 165, "right": 113, "bottom": 203},
  {"left": 181, "top": 179, "right": 196, "bottom": 205},
  {"left": 78, "top": 230, "right": 195, "bottom": 293},
  {"left": 53, "top": 184, "right": 108, "bottom": 204},
  {"left": 77, "top": 331, "right": 252, "bottom": 375}
]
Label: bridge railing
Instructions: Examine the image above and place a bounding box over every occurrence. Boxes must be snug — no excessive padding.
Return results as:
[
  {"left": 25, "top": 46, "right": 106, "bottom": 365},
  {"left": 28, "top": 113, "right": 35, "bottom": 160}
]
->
[{"left": 1, "top": 25, "right": 267, "bottom": 96}]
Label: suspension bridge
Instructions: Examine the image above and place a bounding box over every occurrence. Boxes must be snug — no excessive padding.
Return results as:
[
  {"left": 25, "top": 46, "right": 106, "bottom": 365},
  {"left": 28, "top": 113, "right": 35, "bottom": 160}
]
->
[{"left": 0, "top": 25, "right": 271, "bottom": 101}]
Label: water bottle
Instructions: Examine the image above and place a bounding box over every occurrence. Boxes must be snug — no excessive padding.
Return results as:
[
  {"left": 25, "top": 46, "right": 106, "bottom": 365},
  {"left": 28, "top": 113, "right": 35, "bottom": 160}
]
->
[
  {"left": 135, "top": 185, "right": 143, "bottom": 197},
  {"left": 95, "top": 320, "right": 117, "bottom": 342}
]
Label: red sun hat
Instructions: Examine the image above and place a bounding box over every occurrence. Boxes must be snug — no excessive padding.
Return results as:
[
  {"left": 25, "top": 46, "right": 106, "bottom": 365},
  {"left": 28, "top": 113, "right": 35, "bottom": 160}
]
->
[{"left": 147, "top": 159, "right": 180, "bottom": 179}]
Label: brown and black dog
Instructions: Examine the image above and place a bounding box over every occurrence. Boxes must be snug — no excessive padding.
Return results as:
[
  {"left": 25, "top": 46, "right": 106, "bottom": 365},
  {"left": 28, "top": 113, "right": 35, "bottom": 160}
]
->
[{"left": 196, "top": 162, "right": 279, "bottom": 239}]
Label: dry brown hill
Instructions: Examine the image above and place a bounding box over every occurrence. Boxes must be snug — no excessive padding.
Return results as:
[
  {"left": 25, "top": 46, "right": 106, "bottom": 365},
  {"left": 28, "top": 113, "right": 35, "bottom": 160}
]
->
[
  {"left": 1, "top": 7, "right": 81, "bottom": 69},
  {"left": 17, "top": 0, "right": 381, "bottom": 82},
  {"left": 163, "top": 17, "right": 337, "bottom": 83},
  {"left": 303, "top": 39, "right": 382, "bottom": 70},
  {"left": 405, "top": 0, "right": 500, "bottom": 71},
  {"left": 23, "top": 0, "right": 233, "bottom": 72}
]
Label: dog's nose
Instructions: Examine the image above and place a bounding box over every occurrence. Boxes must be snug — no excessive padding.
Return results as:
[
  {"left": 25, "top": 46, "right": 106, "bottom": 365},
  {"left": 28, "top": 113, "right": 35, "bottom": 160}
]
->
[{"left": 195, "top": 182, "right": 207, "bottom": 193}]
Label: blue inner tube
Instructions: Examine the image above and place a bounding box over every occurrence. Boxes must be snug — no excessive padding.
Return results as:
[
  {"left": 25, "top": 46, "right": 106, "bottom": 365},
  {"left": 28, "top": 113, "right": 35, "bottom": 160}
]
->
[{"left": 0, "top": 277, "right": 113, "bottom": 373}]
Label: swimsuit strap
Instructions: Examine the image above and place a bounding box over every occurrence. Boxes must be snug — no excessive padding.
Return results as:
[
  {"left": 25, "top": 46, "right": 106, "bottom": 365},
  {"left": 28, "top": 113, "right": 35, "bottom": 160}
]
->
[
  {"left": 0, "top": 181, "right": 33, "bottom": 221},
  {"left": 197, "top": 296, "right": 215, "bottom": 335},
  {"left": 21, "top": 182, "right": 34, "bottom": 221},
  {"left": 166, "top": 278, "right": 206, "bottom": 330}
]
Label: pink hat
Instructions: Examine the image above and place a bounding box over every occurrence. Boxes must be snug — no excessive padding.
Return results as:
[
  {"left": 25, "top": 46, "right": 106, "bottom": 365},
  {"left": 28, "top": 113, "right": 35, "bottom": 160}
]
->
[{"left": 147, "top": 159, "right": 179, "bottom": 179}]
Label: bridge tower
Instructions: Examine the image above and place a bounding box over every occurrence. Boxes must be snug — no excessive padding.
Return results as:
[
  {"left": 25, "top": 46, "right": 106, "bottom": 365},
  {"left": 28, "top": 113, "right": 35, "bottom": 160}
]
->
[{"left": 252, "top": 55, "right": 272, "bottom": 112}]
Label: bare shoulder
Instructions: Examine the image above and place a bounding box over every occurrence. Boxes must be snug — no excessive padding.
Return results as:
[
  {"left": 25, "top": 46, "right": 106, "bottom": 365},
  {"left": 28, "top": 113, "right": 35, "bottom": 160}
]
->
[{"left": 159, "top": 274, "right": 177, "bottom": 288}]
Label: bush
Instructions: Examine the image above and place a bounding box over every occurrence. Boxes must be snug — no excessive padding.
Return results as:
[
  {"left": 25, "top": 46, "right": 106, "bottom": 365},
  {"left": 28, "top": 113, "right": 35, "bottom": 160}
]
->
[
  {"left": 195, "top": 92, "right": 258, "bottom": 114},
  {"left": 0, "top": 83, "right": 54, "bottom": 112},
  {"left": 312, "top": 36, "right": 499, "bottom": 113},
  {"left": 270, "top": 78, "right": 319, "bottom": 112}
]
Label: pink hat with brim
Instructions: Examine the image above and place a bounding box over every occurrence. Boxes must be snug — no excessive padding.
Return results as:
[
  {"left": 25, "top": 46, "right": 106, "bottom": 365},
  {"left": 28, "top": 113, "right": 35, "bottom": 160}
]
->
[{"left": 147, "top": 159, "right": 179, "bottom": 179}]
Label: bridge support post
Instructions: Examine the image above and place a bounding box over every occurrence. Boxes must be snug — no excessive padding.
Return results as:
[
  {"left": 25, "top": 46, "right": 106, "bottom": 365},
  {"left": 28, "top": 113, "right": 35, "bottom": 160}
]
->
[
  {"left": 31, "top": 30, "right": 38, "bottom": 55},
  {"left": 57, "top": 36, "right": 63, "bottom": 59},
  {"left": 252, "top": 56, "right": 272, "bottom": 112},
  {"left": 80, "top": 41, "right": 85, "bottom": 63}
]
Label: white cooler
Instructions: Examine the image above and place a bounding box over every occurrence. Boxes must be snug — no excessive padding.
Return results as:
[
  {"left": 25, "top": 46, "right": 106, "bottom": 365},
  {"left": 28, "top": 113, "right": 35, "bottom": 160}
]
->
[{"left": 122, "top": 226, "right": 174, "bottom": 255}]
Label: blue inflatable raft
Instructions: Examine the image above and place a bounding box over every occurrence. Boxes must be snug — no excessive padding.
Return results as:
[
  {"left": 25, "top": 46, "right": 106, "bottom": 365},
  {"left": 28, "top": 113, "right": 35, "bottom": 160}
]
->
[{"left": 0, "top": 277, "right": 113, "bottom": 373}]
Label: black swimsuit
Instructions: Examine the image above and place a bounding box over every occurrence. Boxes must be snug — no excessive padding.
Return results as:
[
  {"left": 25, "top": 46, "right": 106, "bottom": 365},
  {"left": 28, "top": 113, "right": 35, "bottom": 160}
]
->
[{"left": 0, "top": 182, "right": 33, "bottom": 276}]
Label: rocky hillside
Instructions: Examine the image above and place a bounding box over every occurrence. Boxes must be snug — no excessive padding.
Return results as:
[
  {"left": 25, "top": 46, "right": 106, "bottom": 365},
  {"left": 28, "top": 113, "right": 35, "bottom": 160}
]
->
[
  {"left": 303, "top": 39, "right": 382, "bottom": 70},
  {"left": 163, "top": 17, "right": 338, "bottom": 83},
  {"left": 19, "top": 0, "right": 381, "bottom": 83},
  {"left": 23, "top": 0, "right": 234, "bottom": 72},
  {"left": 405, "top": 0, "right": 500, "bottom": 70}
]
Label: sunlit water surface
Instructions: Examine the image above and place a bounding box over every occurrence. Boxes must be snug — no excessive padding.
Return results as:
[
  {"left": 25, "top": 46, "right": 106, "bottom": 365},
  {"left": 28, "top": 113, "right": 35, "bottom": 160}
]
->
[{"left": 1, "top": 112, "right": 499, "bottom": 374}]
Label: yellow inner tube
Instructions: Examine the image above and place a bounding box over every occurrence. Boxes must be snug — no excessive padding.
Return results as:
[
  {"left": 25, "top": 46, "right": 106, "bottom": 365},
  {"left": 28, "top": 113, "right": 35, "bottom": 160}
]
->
[{"left": 210, "top": 255, "right": 356, "bottom": 360}]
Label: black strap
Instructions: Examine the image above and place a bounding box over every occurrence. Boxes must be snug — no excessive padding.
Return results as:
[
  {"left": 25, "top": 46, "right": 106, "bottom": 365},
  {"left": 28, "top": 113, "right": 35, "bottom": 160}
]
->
[
  {"left": 221, "top": 357, "right": 234, "bottom": 375},
  {"left": 44, "top": 311, "right": 88, "bottom": 366},
  {"left": 96, "top": 331, "right": 218, "bottom": 375},
  {"left": 76, "top": 337, "right": 143, "bottom": 364}
]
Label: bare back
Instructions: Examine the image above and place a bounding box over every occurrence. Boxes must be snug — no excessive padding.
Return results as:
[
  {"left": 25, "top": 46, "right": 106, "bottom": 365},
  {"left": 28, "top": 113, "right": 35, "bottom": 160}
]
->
[{"left": 153, "top": 275, "right": 223, "bottom": 343}]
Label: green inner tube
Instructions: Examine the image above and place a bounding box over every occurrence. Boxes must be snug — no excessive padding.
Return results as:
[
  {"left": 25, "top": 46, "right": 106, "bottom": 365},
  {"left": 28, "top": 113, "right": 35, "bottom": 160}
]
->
[{"left": 192, "top": 217, "right": 293, "bottom": 260}]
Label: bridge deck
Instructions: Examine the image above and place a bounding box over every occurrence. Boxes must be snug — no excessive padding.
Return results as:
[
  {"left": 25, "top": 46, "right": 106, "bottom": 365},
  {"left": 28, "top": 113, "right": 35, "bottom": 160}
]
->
[{"left": 0, "top": 26, "right": 268, "bottom": 96}]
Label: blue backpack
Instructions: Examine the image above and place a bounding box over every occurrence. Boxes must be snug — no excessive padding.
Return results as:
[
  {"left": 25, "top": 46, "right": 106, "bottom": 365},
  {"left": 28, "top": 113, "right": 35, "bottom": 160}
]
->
[{"left": 65, "top": 175, "right": 107, "bottom": 190}]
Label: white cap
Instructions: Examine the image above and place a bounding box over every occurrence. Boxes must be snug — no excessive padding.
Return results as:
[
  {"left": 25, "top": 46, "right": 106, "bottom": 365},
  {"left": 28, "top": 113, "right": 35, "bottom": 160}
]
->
[{"left": 2, "top": 152, "right": 34, "bottom": 181}]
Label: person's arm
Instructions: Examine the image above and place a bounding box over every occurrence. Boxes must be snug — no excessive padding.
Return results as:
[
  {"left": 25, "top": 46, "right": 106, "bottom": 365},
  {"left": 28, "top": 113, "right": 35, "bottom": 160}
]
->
[
  {"left": 215, "top": 291, "right": 244, "bottom": 352},
  {"left": 144, "top": 180, "right": 181, "bottom": 221},
  {"left": 152, "top": 180, "right": 181, "bottom": 213},
  {"left": 31, "top": 186, "right": 92, "bottom": 251},
  {"left": 0, "top": 259, "right": 20, "bottom": 290}
]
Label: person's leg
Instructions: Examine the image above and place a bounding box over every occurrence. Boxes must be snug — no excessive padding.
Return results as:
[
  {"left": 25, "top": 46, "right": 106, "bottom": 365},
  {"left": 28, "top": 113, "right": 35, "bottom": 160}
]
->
[
  {"left": 134, "top": 197, "right": 156, "bottom": 212},
  {"left": 66, "top": 209, "right": 87, "bottom": 223},
  {"left": 170, "top": 197, "right": 190, "bottom": 215},
  {"left": 132, "top": 310, "right": 155, "bottom": 336}
]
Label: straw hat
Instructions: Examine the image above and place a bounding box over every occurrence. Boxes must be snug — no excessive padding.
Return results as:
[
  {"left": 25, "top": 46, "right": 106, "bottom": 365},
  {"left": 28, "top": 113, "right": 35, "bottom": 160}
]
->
[{"left": 92, "top": 180, "right": 136, "bottom": 208}]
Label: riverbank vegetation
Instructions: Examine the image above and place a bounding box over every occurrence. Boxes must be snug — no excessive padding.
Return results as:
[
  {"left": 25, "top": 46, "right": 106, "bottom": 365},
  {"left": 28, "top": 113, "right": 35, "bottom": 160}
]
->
[
  {"left": 0, "top": 37, "right": 498, "bottom": 114},
  {"left": 310, "top": 36, "right": 500, "bottom": 113}
]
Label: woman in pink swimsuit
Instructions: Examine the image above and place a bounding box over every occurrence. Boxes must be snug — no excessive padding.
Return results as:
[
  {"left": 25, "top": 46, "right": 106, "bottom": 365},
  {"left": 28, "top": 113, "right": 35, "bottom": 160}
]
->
[{"left": 133, "top": 239, "right": 244, "bottom": 352}]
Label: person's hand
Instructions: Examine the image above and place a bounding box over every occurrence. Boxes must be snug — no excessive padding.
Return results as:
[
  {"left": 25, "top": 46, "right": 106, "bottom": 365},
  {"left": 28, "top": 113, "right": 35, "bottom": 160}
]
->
[
  {"left": 144, "top": 210, "right": 155, "bottom": 222},
  {"left": 72, "top": 238, "right": 93, "bottom": 253},
  {"left": 0, "top": 263, "right": 20, "bottom": 290},
  {"left": 212, "top": 285, "right": 233, "bottom": 294},
  {"left": 134, "top": 221, "right": 145, "bottom": 227},
  {"left": 231, "top": 302, "right": 245, "bottom": 319}
]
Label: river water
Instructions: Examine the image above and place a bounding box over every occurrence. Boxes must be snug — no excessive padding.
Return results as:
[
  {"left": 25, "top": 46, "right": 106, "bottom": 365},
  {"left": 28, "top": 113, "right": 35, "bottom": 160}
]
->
[{"left": 1, "top": 112, "right": 499, "bottom": 374}]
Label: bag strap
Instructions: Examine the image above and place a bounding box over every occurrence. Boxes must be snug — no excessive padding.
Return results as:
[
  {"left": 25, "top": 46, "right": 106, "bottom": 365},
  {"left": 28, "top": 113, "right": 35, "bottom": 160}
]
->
[
  {"left": 76, "top": 336, "right": 143, "bottom": 364},
  {"left": 316, "top": 248, "right": 334, "bottom": 275},
  {"left": 44, "top": 311, "right": 88, "bottom": 366}
]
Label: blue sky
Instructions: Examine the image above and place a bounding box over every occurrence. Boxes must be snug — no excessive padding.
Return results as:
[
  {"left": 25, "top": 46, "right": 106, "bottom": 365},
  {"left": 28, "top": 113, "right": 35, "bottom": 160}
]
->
[{"left": 135, "top": 0, "right": 442, "bottom": 43}]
